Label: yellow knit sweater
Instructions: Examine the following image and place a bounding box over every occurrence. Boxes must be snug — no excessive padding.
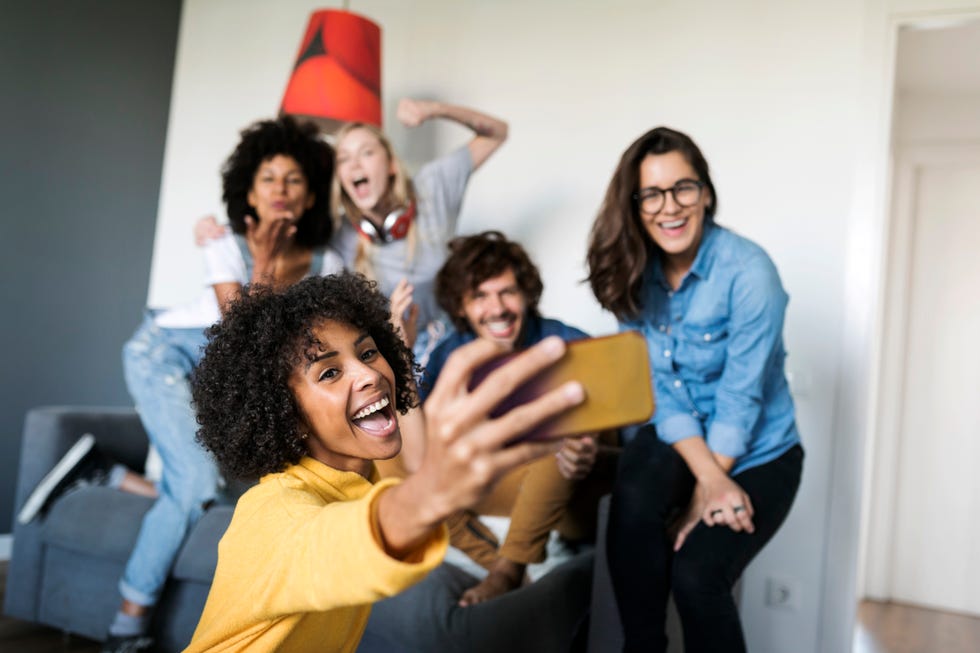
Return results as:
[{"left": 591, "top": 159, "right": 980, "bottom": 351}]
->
[{"left": 184, "top": 457, "right": 447, "bottom": 653}]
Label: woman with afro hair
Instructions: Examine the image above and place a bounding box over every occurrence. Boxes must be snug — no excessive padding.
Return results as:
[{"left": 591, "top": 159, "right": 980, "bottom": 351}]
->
[
  {"left": 197, "top": 99, "right": 508, "bottom": 366},
  {"left": 111, "top": 116, "right": 343, "bottom": 650},
  {"left": 13, "top": 116, "right": 343, "bottom": 653},
  {"left": 184, "top": 273, "right": 584, "bottom": 653}
]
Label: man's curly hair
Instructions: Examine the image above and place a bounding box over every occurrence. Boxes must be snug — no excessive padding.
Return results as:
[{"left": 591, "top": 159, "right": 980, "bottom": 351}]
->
[
  {"left": 435, "top": 230, "right": 544, "bottom": 332},
  {"left": 221, "top": 116, "right": 334, "bottom": 249},
  {"left": 192, "top": 273, "right": 418, "bottom": 481}
]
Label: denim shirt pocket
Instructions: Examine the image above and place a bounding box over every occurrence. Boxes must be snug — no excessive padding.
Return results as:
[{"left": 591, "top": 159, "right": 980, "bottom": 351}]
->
[{"left": 678, "top": 319, "right": 728, "bottom": 381}]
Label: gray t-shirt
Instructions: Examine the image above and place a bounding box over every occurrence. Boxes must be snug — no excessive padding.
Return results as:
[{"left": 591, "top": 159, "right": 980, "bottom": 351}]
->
[{"left": 334, "top": 146, "right": 474, "bottom": 358}]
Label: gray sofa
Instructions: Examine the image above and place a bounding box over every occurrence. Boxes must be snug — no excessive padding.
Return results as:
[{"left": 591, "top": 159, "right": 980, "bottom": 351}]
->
[
  {"left": 4, "top": 406, "right": 238, "bottom": 652},
  {"left": 6, "top": 407, "right": 701, "bottom": 652}
]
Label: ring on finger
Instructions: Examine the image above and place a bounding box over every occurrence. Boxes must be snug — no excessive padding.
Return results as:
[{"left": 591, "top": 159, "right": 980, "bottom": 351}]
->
[
  {"left": 709, "top": 509, "right": 724, "bottom": 517},
  {"left": 733, "top": 505, "right": 745, "bottom": 514}
]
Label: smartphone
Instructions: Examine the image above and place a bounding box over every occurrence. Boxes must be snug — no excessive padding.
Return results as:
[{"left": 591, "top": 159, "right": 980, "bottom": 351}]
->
[{"left": 468, "top": 331, "right": 655, "bottom": 442}]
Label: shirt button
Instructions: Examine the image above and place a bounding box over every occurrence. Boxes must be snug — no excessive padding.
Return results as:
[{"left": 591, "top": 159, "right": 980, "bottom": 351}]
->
[
  {"left": 692, "top": 410, "right": 699, "bottom": 417},
  {"left": 673, "top": 379, "right": 682, "bottom": 388},
  {"left": 667, "top": 290, "right": 674, "bottom": 297},
  {"left": 658, "top": 324, "right": 666, "bottom": 332},
  {"left": 663, "top": 349, "right": 672, "bottom": 358},
  {"left": 704, "top": 333, "right": 712, "bottom": 341}
]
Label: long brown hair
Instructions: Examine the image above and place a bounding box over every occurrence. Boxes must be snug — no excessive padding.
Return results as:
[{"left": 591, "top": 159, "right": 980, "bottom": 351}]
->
[{"left": 586, "top": 127, "right": 717, "bottom": 320}]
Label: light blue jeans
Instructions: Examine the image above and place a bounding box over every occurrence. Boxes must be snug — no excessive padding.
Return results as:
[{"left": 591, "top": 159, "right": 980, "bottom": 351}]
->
[{"left": 120, "top": 314, "right": 219, "bottom": 607}]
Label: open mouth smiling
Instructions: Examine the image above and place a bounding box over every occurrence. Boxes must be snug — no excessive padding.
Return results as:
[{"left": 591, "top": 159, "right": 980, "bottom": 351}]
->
[
  {"left": 483, "top": 316, "right": 517, "bottom": 338},
  {"left": 350, "top": 395, "right": 396, "bottom": 436},
  {"left": 653, "top": 215, "right": 694, "bottom": 238}
]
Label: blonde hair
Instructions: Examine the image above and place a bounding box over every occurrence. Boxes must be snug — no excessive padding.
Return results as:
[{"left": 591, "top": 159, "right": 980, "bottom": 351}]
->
[{"left": 332, "top": 122, "right": 419, "bottom": 280}]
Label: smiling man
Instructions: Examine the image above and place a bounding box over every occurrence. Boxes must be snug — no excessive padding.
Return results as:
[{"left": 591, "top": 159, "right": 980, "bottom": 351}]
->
[
  {"left": 413, "top": 231, "right": 614, "bottom": 606},
  {"left": 359, "top": 231, "right": 617, "bottom": 652},
  {"left": 421, "top": 231, "right": 586, "bottom": 394}
]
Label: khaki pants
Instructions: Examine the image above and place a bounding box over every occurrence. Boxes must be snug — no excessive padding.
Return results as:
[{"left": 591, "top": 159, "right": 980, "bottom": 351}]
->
[{"left": 378, "top": 431, "right": 618, "bottom": 568}]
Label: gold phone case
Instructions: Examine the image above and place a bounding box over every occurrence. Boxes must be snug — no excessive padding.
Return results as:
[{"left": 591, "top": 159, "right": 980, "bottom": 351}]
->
[{"left": 472, "top": 331, "right": 655, "bottom": 441}]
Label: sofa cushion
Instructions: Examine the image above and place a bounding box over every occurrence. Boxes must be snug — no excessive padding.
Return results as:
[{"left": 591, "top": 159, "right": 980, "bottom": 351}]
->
[
  {"left": 171, "top": 506, "right": 233, "bottom": 583},
  {"left": 42, "top": 486, "right": 152, "bottom": 561}
]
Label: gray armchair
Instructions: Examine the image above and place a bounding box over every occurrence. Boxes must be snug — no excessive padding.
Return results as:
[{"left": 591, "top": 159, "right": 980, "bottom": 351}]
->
[{"left": 4, "top": 406, "right": 237, "bottom": 652}]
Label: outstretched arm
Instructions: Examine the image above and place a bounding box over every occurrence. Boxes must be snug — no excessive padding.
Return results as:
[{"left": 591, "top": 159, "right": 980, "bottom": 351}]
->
[
  {"left": 376, "top": 336, "right": 583, "bottom": 559},
  {"left": 397, "top": 98, "right": 508, "bottom": 171}
]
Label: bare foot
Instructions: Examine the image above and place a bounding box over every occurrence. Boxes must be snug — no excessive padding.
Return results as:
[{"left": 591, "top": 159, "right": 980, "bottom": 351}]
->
[
  {"left": 119, "top": 471, "right": 158, "bottom": 499},
  {"left": 458, "top": 558, "right": 525, "bottom": 606}
]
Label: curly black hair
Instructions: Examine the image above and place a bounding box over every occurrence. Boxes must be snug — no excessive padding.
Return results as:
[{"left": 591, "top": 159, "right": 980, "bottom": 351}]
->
[
  {"left": 192, "top": 273, "right": 418, "bottom": 481},
  {"left": 221, "top": 116, "right": 334, "bottom": 249},
  {"left": 435, "top": 230, "right": 544, "bottom": 332}
]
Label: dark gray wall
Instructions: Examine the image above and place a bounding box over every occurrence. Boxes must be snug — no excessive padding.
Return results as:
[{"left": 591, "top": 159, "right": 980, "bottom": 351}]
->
[{"left": 0, "top": 0, "right": 182, "bottom": 531}]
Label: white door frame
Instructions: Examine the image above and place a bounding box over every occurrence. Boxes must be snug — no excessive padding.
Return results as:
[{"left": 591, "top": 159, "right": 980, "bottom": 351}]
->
[
  {"left": 863, "top": 142, "right": 980, "bottom": 600},
  {"left": 818, "top": 6, "right": 980, "bottom": 651}
]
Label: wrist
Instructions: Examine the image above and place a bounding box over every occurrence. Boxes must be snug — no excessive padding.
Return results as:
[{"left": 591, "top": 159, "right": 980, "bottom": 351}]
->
[
  {"left": 690, "top": 458, "right": 727, "bottom": 482},
  {"left": 392, "top": 475, "right": 449, "bottom": 531},
  {"left": 424, "top": 99, "right": 445, "bottom": 119},
  {"left": 376, "top": 481, "right": 443, "bottom": 558},
  {"left": 251, "top": 258, "right": 275, "bottom": 280},
  {"left": 674, "top": 436, "right": 728, "bottom": 481}
]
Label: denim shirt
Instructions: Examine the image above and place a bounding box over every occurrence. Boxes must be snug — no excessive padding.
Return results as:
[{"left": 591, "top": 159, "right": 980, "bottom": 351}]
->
[
  {"left": 623, "top": 223, "right": 800, "bottom": 476},
  {"left": 418, "top": 313, "right": 589, "bottom": 403}
]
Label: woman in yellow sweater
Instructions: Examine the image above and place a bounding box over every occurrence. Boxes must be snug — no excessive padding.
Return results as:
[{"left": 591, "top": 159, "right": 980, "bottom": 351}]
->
[{"left": 185, "top": 272, "right": 583, "bottom": 653}]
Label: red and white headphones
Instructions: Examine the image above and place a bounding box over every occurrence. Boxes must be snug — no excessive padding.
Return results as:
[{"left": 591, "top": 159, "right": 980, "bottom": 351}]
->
[{"left": 356, "top": 202, "right": 416, "bottom": 244}]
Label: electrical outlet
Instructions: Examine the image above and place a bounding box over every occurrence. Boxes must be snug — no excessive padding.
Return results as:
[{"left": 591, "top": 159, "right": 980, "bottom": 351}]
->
[{"left": 765, "top": 576, "right": 800, "bottom": 611}]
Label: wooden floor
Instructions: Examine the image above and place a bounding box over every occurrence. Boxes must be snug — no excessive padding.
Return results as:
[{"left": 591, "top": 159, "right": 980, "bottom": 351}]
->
[
  {"left": 854, "top": 600, "right": 980, "bottom": 653},
  {"left": 3, "top": 558, "right": 980, "bottom": 653},
  {"left": 0, "top": 562, "right": 100, "bottom": 652}
]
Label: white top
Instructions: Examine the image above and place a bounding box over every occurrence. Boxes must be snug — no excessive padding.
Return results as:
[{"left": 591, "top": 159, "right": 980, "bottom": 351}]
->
[{"left": 154, "top": 233, "right": 344, "bottom": 328}]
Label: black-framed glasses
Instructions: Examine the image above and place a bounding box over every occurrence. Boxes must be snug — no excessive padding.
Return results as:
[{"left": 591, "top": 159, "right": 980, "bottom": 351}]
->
[{"left": 633, "top": 179, "right": 705, "bottom": 215}]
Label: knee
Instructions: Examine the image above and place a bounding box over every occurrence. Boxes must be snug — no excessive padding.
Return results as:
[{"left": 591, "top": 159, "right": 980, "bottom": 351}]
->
[
  {"left": 162, "top": 471, "right": 218, "bottom": 517},
  {"left": 671, "top": 553, "right": 733, "bottom": 612},
  {"left": 611, "top": 445, "right": 678, "bottom": 520},
  {"left": 617, "top": 427, "right": 674, "bottom": 480},
  {"left": 123, "top": 335, "right": 191, "bottom": 398}
]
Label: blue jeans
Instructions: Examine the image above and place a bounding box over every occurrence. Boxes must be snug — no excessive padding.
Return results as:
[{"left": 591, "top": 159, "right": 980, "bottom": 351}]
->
[
  {"left": 607, "top": 426, "right": 803, "bottom": 653},
  {"left": 120, "top": 314, "right": 218, "bottom": 606}
]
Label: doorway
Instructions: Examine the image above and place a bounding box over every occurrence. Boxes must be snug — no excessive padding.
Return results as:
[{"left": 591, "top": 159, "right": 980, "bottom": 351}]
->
[{"left": 863, "top": 17, "right": 980, "bottom": 620}]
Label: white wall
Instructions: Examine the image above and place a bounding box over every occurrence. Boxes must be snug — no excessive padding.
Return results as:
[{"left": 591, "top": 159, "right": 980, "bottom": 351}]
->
[{"left": 147, "top": 0, "right": 980, "bottom": 650}]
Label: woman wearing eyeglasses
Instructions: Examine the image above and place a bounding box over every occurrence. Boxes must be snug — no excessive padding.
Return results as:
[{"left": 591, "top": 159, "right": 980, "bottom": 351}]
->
[{"left": 586, "top": 127, "right": 803, "bottom": 652}]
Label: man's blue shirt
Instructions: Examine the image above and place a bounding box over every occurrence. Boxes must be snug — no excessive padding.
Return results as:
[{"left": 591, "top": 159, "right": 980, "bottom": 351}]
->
[
  {"left": 622, "top": 222, "right": 800, "bottom": 475},
  {"left": 418, "top": 314, "right": 589, "bottom": 403}
]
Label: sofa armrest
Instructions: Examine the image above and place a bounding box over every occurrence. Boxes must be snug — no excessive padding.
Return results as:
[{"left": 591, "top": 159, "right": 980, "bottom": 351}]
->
[{"left": 4, "top": 406, "right": 147, "bottom": 622}]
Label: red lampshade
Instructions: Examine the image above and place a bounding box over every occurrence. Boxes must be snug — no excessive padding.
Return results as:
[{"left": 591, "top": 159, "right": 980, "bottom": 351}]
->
[{"left": 279, "top": 9, "right": 382, "bottom": 133}]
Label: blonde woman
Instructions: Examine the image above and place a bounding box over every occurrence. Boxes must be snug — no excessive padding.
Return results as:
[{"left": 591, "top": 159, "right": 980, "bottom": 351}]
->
[{"left": 332, "top": 98, "right": 507, "bottom": 363}]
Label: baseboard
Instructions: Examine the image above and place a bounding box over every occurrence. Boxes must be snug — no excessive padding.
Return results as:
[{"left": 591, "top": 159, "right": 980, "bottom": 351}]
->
[{"left": 0, "top": 534, "right": 11, "bottom": 561}]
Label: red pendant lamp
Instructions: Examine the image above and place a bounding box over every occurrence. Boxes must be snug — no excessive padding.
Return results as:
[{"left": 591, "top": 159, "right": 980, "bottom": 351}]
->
[{"left": 279, "top": 8, "right": 382, "bottom": 133}]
